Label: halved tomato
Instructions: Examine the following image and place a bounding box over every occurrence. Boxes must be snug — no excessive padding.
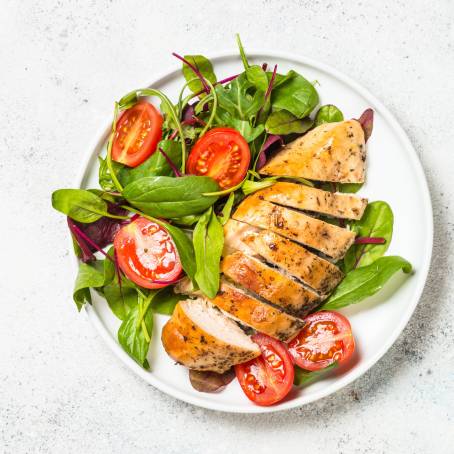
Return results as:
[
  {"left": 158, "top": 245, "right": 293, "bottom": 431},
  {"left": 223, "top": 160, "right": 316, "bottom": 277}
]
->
[
  {"left": 235, "top": 333, "right": 294, "bottom": 406},
  {"left": 113, "top": 217, "right": 182, "bottom": 289},
  {"left": 288, "top": 311, "right": 355, "bottom": 371},
  {"left": 112, "top": 101, "right": 163, "bottom": 167},
  {"left": 186, "top": 127, "right": 250, "bottom": 190}
]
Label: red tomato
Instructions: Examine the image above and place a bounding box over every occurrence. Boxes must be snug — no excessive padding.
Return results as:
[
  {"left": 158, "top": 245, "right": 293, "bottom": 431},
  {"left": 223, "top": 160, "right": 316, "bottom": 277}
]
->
[
  {"left": 112, "top": 101, "right": 163, "bottom": 167},
  {"left": 288, "top": 311, "right": 355, "bottom": 371},
  {"left": 235, "top": 333, "right": 294, "bottom": 406},
  {"left": 186, "top": 127, "right": 251, "bottom": 190},
  {"left": 113, "top": 217, "right": 182, "bottom": 289}
]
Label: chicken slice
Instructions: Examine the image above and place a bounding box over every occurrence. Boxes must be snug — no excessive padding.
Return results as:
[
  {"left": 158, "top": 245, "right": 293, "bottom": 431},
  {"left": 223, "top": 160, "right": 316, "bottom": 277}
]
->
[
  {"left": 212, "top": 280, "right": 304, "bottom": 341},
  {"left": 260, "top": 120, "right": 366, "bottom": 183},
  {"left": 256, "top": 182, "right": 367, "bottom": 220},
  {"left": 161, "top": 298, "right": 260, "bottom": 373},
  {"left": 223, "top": 219, "right": 260, "bottom": 257},
  {"left": 222, "top": 251, "right": 321, "bottom": 317},
  {"left": 243, "top": 230, "right": 343, "bottom": 294},
  {"left": 233, "top": 196, "right": 356, "bottom": 260}
]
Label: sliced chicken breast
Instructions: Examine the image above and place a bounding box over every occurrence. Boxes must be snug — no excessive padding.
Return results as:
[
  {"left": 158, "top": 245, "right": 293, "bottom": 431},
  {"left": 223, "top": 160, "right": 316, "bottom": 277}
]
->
[
  {"left": 244, "top": 230, "right": 343, "bottom": 294},
  {"left": 213, "top": 281, "right": 304, "bottom": 341},
  {"left": 233, "top": 196, "right": 356, "bottom": 260},
  {"left": 256, "top": 182, "right": 367, "bottom": 220},
  {"left": 223, "top": 219, "right": 260, "bottom": 257},
  {"left": 161, "top": 298, "right": 260, "bottom": 373},
  {"left": 260, "top": 120, "right": 366, "bottom": 183},
  {"left": 222, "top": 251, "right": 321, "bottom": 317}
]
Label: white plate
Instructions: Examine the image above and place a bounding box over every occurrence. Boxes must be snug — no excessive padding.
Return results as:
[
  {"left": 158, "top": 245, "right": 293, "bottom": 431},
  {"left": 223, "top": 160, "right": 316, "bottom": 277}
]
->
[{"left": 75, "top": 51, "right": 433, "bottom": 413}]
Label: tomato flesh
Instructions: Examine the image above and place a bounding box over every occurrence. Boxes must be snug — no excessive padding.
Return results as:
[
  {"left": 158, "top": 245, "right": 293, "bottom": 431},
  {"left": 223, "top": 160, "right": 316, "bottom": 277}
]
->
[
  {"left": 113, "top": 217, "right": 182, "bottom": 289},
  {"left": 288, "top": 311, "right": 355, "bottom": 371},
  {"left": 112, "top": 101, "right": 163, "bottom": 167},
  {"left": 186, "top": 127, "right": 250, "bottom": 190},
  {"left": 235, "top": 333, "right": 294, "bottom": 406}
]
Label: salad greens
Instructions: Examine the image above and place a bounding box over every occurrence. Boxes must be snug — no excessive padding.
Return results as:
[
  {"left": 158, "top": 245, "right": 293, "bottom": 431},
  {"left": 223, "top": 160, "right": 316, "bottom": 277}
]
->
[{"left": 51, "top": 35, "right": 412, "bottom": 378}]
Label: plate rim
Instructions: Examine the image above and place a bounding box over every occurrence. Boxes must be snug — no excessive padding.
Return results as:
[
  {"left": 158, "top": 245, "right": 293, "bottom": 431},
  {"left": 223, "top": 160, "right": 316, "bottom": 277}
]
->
[{"left": 73, "top": 49, "right": 433, "bottom": 414}]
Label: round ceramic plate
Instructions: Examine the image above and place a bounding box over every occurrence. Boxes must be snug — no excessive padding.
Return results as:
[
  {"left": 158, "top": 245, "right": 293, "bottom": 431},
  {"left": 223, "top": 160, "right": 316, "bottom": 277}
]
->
[{"left": 76, "top": 51, "right": 433, "bottom": 413}]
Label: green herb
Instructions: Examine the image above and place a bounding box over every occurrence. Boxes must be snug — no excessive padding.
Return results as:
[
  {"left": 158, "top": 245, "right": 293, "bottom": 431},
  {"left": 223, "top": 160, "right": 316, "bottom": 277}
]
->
[
  {"left": 294, "top": 363, "right": 337, "bottom": 387},
  {"left": 52, "top": 189, "right": 127, "bottom": 223},
  {"left": 270, "top": 70, "right": 319, "bottom": 118},
  {"left": 118, "top": 292, "right": 154, "bottom": 369},
  {"left": 315, "top": 104, "right": 344, "bottom": 126},
  {"left": 218, "top": 192, "right": 235, "bottom": 225},
  {"left": 193, "top": 207, "right": 224, "bottom": 298},
  {"left": 343, "top": 201, "right": 394, "bottom": 272},
  {"left": 321, "top": 256, "right": 412, "bottom": 310},
  {"left": 265, "top": 110, "right": 313, "bottom": 135},
  {"left": 215, "top": 108, "right": 265, "bottom": 142},
  {"left": 169, "top": 214, "right": 201, "bottom": 226},
  {"left": 242, "top": 177, "right": 277, "bottom": 195},
  {"left": 103, "top": 277, "right": 138, "bottom": 320},
  {"left": 236, "top": 33, "right": 249, "bottom": 70},
  {"left": 182, "top": 55, "right": 217, "bottom": 94},
  {"left": 338, "top": 183, "right": 363, "bottom": 193},
  {"left": 152, "top": 287, "right": 184, "bottom": 315},
  {"left": 117, "top": 140, "right": 182, "bottom": 187},
  {"left": 98, "top": 156, "right": 123, "bottom": 191},
  {"left": 123, "top": 175, "right": 219, "bottom": 218}
]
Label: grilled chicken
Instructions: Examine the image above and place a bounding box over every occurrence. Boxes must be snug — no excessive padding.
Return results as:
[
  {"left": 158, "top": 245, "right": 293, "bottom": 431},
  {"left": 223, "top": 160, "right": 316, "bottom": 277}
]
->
[
  {"left": 213, "top": 281, "right": 304, "bottom": 341},
  {"left": 233, "top": 196, "right": 356, "bottom": 260},
  {"left": 243, "top": 230, "right": 343, "bottom": 294},
  {"left": 260, "top": 120, "right": 366, "bottom": 183},
  {"left": 161, "top": 298, "right": 260, "bottom": 373},
  {"left": 222, "top": 251, "right": 321, "bottom": 317},
  {"left": 255, "top": 182, "right": 367, "bottom": 220},
  {"left": 223, "top": 219, "right": 259, "bottom": 257}
]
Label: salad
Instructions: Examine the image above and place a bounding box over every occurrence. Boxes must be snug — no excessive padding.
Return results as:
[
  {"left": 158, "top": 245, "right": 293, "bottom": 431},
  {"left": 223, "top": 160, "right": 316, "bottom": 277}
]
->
[{"left": 51, "top": 35, "right": 412, "bottom": 406}]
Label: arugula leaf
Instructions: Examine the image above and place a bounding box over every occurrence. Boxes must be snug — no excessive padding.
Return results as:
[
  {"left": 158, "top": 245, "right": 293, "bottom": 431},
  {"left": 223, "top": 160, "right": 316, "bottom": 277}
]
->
[
  {"left": 344, "top": 201, "right": 394, "bottom": 272},
  {"left": 218, "top": 192, "right": 235, "bottom": 225},
  {"left": 265, "top": 110, "right": 313, "bottom": 135},
  {"left": 98, "top": 157, "right": 124, "bottom": 191},
  {"left": 118, "top": 293, "right": 154, "bottom": 369},
  {"left": 52, "top": 189, "right": 121, "bottom": 223},
  {"left": 294, "top": 363, "right": 338, "bottom": 387},
  {"left": 193, "top": 207, "right": 224, "bottom": 298},
  {"left": 215, "top": 72, "right": 265, "bottom": 121},
  {"left": 236, "top": 33, "right": 250, "bottom": 70},
  {"left": 270, "top": 70, "right": 319, "bottom": 118},
  {"left": 315, "top": 104, "right": 344, "bottom": 126},
  {"left": 73, "top": 257, "right": 115, "bottom": 310},
  {"left": 123, "top": 175, "right": 219, "bottom": 218},
  {"left": 242, "top": 177, "right": 277, "bottom": 195},
  {"left": 321, "top": 256, "right": 412, "bottom": 310},
  {"left": 182, "top": 55, "right": 217, "bottom": 94},
  {"left": 152, "top": 287, "right": 184, "bottom": 315},
  {"left": 117, "top": 140, "right": 182, "bottom": 186}
]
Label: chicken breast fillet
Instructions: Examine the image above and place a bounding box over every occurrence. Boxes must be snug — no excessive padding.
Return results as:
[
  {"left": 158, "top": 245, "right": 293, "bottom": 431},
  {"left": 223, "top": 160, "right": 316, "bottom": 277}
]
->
[
  {"left": 243, "top": 230, "right": 343, "bottom": 294},
  {"left": 233, "top": 196, "right": 356, "bottom": 260},
  {"left": 161, "top": 298, "right": 260, "bottom": 373},
  {"left": 223, "top": 219, "right": 260, "bottom": 257},
  {"left": 255, "top": 182, "right": 367, "bottom": 220},
  {"left": 213, "top": 281, "right": 305, "bottom": 341},
  {"left": 222, "top": 251, "right": 321, "bottom": 317},
  {"left": 260, "top": 120, "right": 366, "bottom": 183}
]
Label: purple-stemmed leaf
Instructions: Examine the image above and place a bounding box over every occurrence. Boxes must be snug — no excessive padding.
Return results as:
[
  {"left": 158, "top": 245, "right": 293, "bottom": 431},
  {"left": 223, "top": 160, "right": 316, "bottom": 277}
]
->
[
  {"left": 256, "top": 134, "right": 284, "bottom": 170},
  {"left": 358, "top": 108, "right": 374, "bottom": 142}
]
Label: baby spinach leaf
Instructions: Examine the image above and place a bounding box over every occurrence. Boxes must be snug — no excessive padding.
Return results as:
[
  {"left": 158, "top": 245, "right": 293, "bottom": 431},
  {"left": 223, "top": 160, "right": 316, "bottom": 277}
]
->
[
  {"left": 315, "top": 104, "right": 344, "bottom": 126},
  {"left": 52, "top": 189, "right": 114, "bottom": 223},
  {"left": 98, "top": 157, "right": 124, "bottom": 191},
  {"left": 117, "top": 140, "right": 182, "bottom": 186},
  {"left": 193, "top": 207, "right": 224, "bottom": 298},
  {"left": 344, "top": 201, "right": 394, "bottom": 272},
  {"left": 294, "top": 363, "right": 337, "bottom": 387},
  {"left": 169, "top": 214, "right": 201, "bottom": 226},
  {"left": 118, "top": 294, "right": 154, "bottom": 369},
  {"left": 265, "top": 110, "right": 313, "bottom": 135},
  {"left": 218, "top": 192, "right": 235, "bottom": 225},
  {"left": 245, "top": 65, "right": 269, "bottom": 91},
  {"left": 152, "top": 287, "right": 184, "bottom": 315},
  {"left": 321, "top": 256, "right": 412, "bottom": 311},
  {"left": 215, "top": 108, "right": 264, "bottom": 142},
  {"left": 123, "top": 175, "right": 219, "bottom": 218},
  {"left": 270, "top": 70, "right": 319, "bottom": 118},
  {"left": 103, "top": 277, "right": 138, "bottom": 320},
  {"left": 182, "top": 55, "right": 217, "bottom": 94},
  {"left": 73, "top": 257, "right": 115, "bottom": 310},
  {"left": 338, "top": 183, "right": 363, "bottom": 193},
  {"left": 215, "top": 72, "right": 265, "bottom": 121}
]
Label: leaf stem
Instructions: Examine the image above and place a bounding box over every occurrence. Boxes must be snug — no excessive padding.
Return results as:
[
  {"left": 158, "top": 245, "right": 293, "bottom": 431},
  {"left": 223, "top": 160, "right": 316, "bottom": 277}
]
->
[
  {"left": 172, "top": 53, "right": 211, "bottom": 94},
  {"left": 106, "top": 102, "right": 124, "bottom": 193}
]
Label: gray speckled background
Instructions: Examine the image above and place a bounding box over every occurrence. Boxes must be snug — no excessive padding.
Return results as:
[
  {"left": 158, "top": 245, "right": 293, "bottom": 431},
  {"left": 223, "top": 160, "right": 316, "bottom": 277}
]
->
[{"left": 1, "top": 0, "right": 453, "bottom": 452}]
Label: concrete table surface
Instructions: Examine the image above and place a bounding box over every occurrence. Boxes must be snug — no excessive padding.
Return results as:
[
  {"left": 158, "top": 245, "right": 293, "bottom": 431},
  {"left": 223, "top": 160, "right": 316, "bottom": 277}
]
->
[{"left": 1, "top": 1, "right": 453, "bottom": 452}]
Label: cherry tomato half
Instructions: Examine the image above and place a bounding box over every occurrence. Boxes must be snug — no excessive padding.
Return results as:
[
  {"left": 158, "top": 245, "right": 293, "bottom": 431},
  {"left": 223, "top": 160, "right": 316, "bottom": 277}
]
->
[
  {"left": 113, "top": 217, "right": 182, "bottom": 289},
  {"left": 235, "top": 333, "right": 294, "bottom": 406},
  {"left": 112, "top": 101, "right": 163, "bottom": 167},
  {"left": 186, "top": 127, "right": 251, "bottom": 190},
  {"left": 288, "top": 311, "right": 355, "bottom": 371}
]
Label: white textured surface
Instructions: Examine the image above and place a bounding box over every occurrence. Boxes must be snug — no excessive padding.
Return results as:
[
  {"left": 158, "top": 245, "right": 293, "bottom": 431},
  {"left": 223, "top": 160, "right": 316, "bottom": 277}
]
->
[{"left": 1, "top": 0, "right": 453, "bottom": 452}]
